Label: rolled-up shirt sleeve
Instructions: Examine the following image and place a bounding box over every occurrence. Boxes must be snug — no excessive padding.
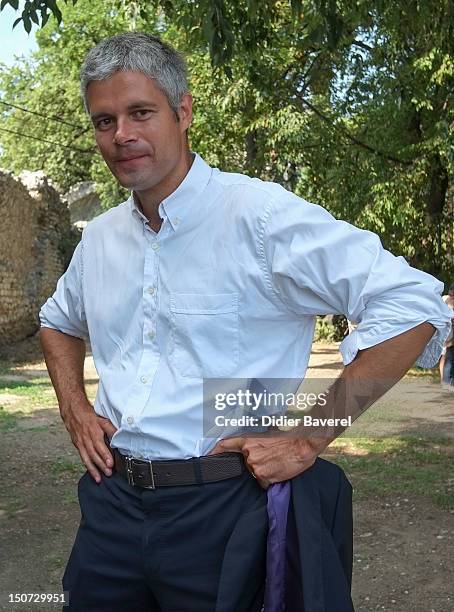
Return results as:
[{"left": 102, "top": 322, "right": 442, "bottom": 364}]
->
[
  {"left": 261, "top": 193, "right": 454, "bottom": 368},
  {"left": 39, "top": 239, "right": 88, "bottom": 340}
]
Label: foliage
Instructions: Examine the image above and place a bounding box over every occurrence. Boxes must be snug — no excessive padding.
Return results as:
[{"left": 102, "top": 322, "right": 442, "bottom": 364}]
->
[
  {"left": 314, "top": 316, "right": 335, "bottom": 342},
  {"left": 0, "top": 0, "right": 453, "bottom": 283},
  {"left": 314, "top": 315, "right": 348, "bottom": 342}
]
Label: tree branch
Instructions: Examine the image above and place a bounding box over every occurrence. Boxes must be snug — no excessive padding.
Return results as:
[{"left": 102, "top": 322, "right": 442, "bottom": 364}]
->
[
  {"left": 294, "top": 93, "right": 412, "bottom": 166},
  {"left": 352, "top": 39, "right": 373, "bottom": 52}
]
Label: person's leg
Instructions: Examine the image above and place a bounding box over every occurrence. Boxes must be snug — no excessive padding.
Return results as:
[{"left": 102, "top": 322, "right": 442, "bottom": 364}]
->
[
  {"left": 62, "top": 470, "right": 160, "bottom": 611},
  {"left": 442, "top": 347, "right": 454, "bottom": 385},
  {"left": 145, "top": 469, "right": 268, "bottom": 612},
  {"left": 439, "top": 352, "right": 445, "bottom": 382}
]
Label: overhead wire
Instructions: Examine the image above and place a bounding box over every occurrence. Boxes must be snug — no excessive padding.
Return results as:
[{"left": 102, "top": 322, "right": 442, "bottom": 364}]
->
[
  {"left": 0, "top": 99, "right": 85, "bottom": 130},
  {"left": 0, "top": 126, "right": 97, "bottom": 154},
  {"left": 0, "top": 98, "right": 97, "bottom": 154}
]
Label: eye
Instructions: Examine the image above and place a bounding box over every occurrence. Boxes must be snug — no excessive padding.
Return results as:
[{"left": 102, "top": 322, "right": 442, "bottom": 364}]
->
[
  {"left": 132, "top": 109, "right": 154, "bottom": 119},
  {"left": 95, "top": 117, "right": 112, "bottom": 130}
]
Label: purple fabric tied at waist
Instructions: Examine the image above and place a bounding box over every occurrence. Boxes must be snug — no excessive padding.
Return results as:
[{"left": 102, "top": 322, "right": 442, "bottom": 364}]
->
[{"left": 264, "top": 481, "right": 291, "bottom": 612}]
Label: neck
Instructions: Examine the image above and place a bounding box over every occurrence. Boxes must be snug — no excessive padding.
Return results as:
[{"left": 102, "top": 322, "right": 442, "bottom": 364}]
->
[{"left": 134, "top": 149, "right": 194, "bottom": 231}]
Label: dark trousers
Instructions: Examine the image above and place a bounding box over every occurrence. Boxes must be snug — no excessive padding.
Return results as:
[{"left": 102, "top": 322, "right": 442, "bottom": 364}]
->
[
  {"left": 442, "top": 346, "right": 454, "bottom": 385},
  {"left": 62, "top": 463, "right": 268, "bottom": 611}
]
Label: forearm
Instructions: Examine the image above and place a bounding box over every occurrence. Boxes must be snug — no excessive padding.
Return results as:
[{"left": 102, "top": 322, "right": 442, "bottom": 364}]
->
[
  {"left": 40, "top": 327, "right": 116, "bottom": 482},
  {"left": 300, "top": 321, "right": 437, "bottom": 452},
  {"left": 338, "top": 321, "right": 436, "bottom": 415},
  {"left": 39, "top": 327, "right": 89, "bottom": 415},
  {"left": 343, "top": 321, "right": 436, "bottom": 381}
]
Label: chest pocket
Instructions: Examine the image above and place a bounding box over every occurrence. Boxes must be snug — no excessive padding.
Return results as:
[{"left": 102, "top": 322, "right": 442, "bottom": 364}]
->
[{"left": 169, "top": 293, "right": 239, "bottom": 378}]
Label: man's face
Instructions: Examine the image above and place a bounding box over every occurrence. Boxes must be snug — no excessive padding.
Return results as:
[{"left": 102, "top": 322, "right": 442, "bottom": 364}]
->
[{"left": 86, "top": 70, "right": 192, "bottom": 192}]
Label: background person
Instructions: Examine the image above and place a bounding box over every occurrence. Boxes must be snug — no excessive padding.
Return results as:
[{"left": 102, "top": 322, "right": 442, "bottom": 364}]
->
[{"left": 440, "top": 283, "right": 454, "bottom": 387}]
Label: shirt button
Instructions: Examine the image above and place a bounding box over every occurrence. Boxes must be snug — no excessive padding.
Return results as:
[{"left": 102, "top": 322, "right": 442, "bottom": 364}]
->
[
  {"left": 173, "top": 217, "right": 180, "bottom": 226},
  {"left": 140, "top": 375, "right": 148, "bottom": 384},
  {"left": 151, "top": 242, "right": 160, "bottom": 251},
  {"left": 148, "top": 331, "right": 155, "bottom": 341},
  {"left": 127, "top": 416, "right": 134, "bottom": 425},
  {"left": 147, "top": 286, "right": 156, "bottom": 295}
]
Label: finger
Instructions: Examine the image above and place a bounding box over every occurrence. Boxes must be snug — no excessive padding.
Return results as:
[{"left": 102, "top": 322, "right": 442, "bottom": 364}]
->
[
  {"left": 97, "top": 416, "right": 118, "bottom": 439},
  {"left": 249, "top": 466, "right": 269, "bottom": 490},
  {"left": 78, "top": 445, "right": 102, "bottom": 483},
  {"left": 85, "top": 438, "right": 112, "bottom": 477},
  {"left": 245, "top": 462, "right": 257, "bottom": 478},
  {"left": 207, "top": 443, "right": 225, "bottom": 456},
  {"left": 215, "top": 437, "right": 245, "bottom": 453},
  {"left": 93, "top": 433, "right": 114, "bottom": 469}
]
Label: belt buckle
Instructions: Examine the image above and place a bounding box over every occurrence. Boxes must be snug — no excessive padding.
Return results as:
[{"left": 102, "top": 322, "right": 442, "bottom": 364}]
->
[{"left": 125, "top": 456, "right": 156, "bottom": 489}]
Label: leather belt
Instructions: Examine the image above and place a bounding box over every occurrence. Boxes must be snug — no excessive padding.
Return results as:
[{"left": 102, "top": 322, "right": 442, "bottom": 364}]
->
[{"left": 112, "top": 448, "right": 246, "bottom": 489}]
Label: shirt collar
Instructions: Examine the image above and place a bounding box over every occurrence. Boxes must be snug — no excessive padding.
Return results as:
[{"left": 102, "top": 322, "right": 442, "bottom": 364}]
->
[{"left": 129, "top": 152, "right": 212, "bottom": 232}]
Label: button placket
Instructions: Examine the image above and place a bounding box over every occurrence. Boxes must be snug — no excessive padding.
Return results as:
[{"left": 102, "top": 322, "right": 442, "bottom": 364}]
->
[
  {"left": 134, "top": 228, "right": 161, "bottom": 394},
  {"left": 143, "top": 241, "right": 158, "bottom": 348}
]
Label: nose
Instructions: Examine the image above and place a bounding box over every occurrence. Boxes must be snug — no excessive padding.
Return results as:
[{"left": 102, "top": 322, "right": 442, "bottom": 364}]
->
[{"left": 113, "top": 118, "right": 137, "bottom": 145}]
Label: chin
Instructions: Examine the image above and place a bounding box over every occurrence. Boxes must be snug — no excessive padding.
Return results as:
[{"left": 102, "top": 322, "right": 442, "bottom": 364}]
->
[
  {"left": 115, "top": 171, "right": 159, "bottom": 192},
  {"left": 116, "top": 177, "right": 137, "bottom": 189},
  {"left": 115, "top": 173, "right": 146, "bottom": 190}
]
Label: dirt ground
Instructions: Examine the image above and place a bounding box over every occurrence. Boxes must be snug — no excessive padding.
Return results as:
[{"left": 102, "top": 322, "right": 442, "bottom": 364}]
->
[{"left": 0, "top": 336, "right": 453, "bottom": 612}]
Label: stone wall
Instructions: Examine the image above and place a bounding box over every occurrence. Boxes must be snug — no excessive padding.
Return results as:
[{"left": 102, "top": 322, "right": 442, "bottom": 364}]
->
[
  {"left": 64, "top": 181, "right": 102, "bottom": 228},
  {"left": 0, "top": 170, "right": 77, "bottom": 346}
]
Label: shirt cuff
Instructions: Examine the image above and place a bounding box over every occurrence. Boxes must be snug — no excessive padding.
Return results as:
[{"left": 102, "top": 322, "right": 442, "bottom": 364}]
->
[
  {"left": 339, "top": 319, "right": 452, "bottom": 369},
  {"left": 39, "top": 292, "right": 89, "bottom": 340},
  {"left": 39, "top": 322, "right": 87, "bottom": 341}
]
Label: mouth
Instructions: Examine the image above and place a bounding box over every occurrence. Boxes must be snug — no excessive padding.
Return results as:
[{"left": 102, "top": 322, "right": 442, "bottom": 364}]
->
[{"left": 115, "top": 155, "right": 149, "bottom": 164}]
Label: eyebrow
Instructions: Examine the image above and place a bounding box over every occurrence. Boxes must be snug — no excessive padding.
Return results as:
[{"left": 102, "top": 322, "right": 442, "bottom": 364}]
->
[{"left": 91, "top": 101, "right": 159, "bottom": 121}]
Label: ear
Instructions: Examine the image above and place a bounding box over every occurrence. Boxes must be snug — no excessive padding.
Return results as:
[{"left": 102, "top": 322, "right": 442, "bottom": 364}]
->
[{"left": 177, "top": 92, "right": 193, "bottom": 133}]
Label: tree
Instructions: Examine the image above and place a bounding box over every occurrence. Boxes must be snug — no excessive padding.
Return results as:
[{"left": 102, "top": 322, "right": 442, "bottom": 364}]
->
[{"left": 1, "top": 0, "right": 453, "bottom": 282}]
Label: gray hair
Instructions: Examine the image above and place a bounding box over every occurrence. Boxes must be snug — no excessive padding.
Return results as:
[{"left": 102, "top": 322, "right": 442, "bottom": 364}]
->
[{"left": 80, "top": 32, "right": 189, "bottom": 115}]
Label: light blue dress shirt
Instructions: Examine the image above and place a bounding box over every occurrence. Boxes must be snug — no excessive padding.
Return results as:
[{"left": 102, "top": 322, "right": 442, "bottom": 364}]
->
[{"left": 39, "top": 152, "right": 454, "bottom": 459}]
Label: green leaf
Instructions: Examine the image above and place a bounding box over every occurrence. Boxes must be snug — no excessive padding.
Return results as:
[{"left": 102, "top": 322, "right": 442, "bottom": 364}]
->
[
  {"left": 23, "top": 14, "right": 32, "bottom": 33},
  {"left": 29, "top": 9, "right": 39, "bottom": 24},
  {"left": 40, "top": 7, "right": 49, "bottom": 26},
  {"left": 46, "top": 0, "right": 62, "bottom": 22}
]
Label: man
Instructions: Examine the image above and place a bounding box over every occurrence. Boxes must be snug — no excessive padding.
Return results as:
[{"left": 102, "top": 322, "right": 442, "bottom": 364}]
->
[{"left": 39, "top": 32, "right": 454, "bottom": 611}]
